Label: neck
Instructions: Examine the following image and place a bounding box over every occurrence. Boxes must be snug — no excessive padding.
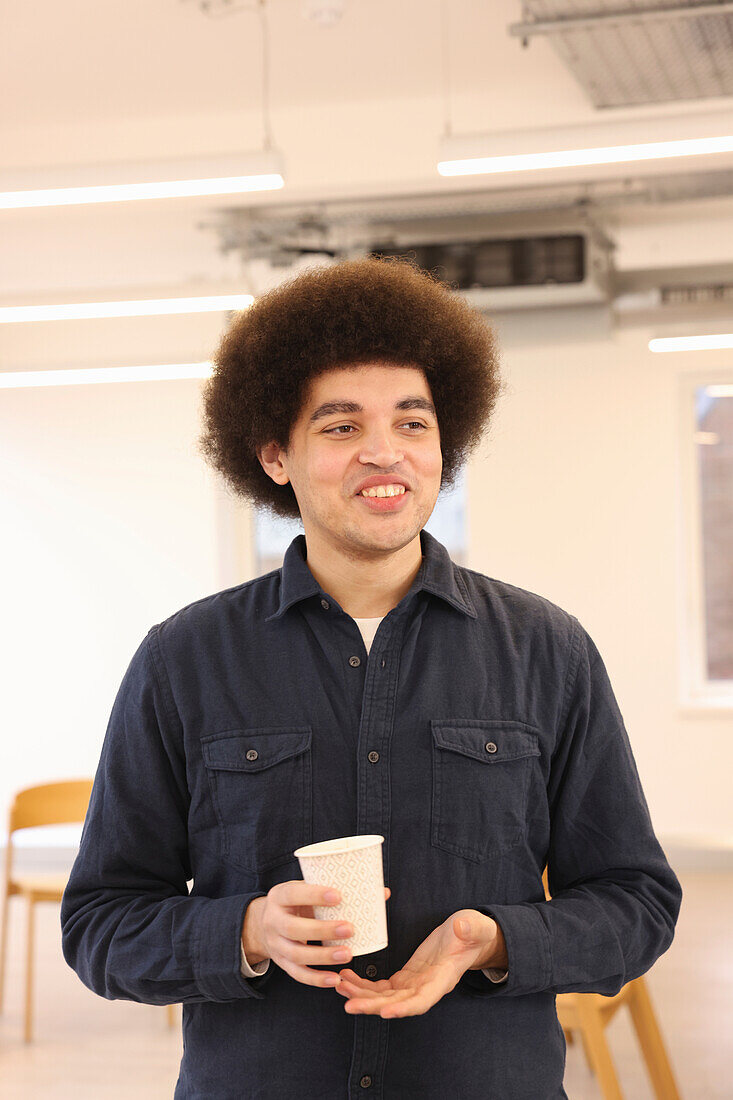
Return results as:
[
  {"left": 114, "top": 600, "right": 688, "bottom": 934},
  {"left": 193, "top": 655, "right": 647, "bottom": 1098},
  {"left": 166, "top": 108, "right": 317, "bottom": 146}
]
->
[{"left": 302, "top": 531, "right": 424, "bottom": 619}]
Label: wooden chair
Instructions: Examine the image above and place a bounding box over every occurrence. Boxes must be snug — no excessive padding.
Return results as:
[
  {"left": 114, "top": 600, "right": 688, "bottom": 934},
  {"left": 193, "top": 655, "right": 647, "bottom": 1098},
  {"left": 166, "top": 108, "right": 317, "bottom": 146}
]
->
[
  {"left": 542, "top": 868, "right": 682, "bottom": 1099},
  {"left": 0, "top": 780, "right": 177, "bottom": 1040}
]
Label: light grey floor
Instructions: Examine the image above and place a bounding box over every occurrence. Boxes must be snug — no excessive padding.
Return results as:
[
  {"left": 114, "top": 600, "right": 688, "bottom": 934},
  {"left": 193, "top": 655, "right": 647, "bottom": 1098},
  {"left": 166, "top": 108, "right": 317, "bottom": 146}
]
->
[{"left": 0, "top": 872, "right": 729, "bottom": 1098}]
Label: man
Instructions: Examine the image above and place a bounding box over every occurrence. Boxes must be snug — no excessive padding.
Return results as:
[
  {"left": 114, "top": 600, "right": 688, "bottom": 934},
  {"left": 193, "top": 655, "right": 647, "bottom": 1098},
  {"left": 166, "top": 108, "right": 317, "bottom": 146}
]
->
[{"left": 61, "top": 257, "right": 682, "bottom": 1099}]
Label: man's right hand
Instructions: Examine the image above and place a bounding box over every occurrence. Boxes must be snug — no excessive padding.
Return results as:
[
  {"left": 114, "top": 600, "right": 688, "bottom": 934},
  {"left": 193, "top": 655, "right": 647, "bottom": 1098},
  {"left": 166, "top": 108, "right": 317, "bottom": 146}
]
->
[{"left": 243, "top": 881, "right": 391, "bottom": 988}]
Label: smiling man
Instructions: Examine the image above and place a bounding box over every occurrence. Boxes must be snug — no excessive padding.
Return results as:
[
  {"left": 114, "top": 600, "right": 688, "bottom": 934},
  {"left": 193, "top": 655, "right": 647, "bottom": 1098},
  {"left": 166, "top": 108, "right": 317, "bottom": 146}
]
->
[
  {"left": 258, "top": 364, "right": 444, "bottom": 618},
  {"left": 61, "top": 257, "right": 682, "bottom": 1099}
]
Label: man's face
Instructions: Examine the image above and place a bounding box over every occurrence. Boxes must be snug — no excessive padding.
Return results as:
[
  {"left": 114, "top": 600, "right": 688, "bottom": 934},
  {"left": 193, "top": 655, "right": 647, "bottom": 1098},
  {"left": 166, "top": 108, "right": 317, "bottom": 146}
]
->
[{"left": 264, "top": 363, "right": 443, "bottom": 561}]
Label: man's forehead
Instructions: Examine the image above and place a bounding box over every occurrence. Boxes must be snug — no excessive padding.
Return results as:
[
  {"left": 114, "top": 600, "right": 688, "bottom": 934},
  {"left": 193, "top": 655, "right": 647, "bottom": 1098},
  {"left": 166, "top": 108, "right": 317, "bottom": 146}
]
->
[
  {"left": 306, "top": 394, "right": 437, "bottom": 427},
  {"left": 303, "top": 362, "right": 433, "bottom": 412}
]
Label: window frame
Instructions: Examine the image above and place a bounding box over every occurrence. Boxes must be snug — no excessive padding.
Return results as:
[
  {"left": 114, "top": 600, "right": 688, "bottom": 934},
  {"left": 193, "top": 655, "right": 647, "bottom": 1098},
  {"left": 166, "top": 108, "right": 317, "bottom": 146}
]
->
[{"left": 678, "top": 365, "right": 733, "bottom": 713}]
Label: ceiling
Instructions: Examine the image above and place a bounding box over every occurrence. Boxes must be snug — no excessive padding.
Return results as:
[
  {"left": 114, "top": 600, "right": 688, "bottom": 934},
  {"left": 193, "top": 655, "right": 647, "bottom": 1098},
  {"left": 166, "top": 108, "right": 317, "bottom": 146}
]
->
[
  {"left": 2, "top": 0, "right": 733, "bottom": 309},
  {"left": 6, "top": 0, "right": 731, "bottom": 168}
]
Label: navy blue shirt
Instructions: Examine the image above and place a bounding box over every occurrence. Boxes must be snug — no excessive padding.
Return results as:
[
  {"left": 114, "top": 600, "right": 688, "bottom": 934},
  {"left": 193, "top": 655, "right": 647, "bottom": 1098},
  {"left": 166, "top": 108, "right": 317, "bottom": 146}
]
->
[{"left": 61, "top": 529, "right": 682, "bottom": 1099}]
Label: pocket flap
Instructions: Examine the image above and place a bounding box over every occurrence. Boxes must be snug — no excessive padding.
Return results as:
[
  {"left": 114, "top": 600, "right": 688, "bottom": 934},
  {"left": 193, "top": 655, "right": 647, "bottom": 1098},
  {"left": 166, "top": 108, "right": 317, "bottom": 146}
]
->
[
  {"left": 202, "top": 727, "right": 312, "bottom": 773},
  {"left": 431, "top": 720, "right": 540, "bottom": 764}
]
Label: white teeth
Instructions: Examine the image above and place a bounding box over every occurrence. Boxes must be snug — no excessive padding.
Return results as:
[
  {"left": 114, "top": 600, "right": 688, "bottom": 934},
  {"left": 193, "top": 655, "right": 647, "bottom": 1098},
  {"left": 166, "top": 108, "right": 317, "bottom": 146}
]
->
[{"left": 360, "top": 484, "right": 406, "bottom": 498}]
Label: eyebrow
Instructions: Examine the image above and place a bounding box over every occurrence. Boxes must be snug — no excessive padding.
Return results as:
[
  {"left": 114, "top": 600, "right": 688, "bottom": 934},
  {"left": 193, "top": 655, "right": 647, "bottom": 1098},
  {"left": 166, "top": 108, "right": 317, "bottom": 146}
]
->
[{"left": 308, "top": 396, "right": 437, "bottom": 425}]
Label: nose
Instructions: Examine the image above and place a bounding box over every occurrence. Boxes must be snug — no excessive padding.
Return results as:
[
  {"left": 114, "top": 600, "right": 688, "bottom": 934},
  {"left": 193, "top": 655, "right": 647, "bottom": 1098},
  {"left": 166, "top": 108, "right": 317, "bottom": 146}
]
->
[{"left": 358, "top": 427, "right": 404, "bottom": 468}]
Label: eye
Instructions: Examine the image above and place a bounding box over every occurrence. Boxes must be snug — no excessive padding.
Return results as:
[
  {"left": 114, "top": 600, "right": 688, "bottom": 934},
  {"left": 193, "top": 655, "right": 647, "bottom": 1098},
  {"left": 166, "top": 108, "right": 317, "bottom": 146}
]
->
[{"left": 323, "top": 421, "right": 428, "bottom": 436}]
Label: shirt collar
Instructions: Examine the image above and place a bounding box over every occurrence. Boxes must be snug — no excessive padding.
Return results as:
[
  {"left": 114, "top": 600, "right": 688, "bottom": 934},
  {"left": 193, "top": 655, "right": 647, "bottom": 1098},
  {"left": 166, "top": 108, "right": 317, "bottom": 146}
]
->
[{"left": 264, "top": 528, "right": 476, "bottom": 622}]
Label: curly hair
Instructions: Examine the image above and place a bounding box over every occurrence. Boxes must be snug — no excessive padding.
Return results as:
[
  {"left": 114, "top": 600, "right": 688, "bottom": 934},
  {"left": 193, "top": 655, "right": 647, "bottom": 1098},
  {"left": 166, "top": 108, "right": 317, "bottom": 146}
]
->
[{"left": 197, "top": 255, "right": 505, "bottom": 521}]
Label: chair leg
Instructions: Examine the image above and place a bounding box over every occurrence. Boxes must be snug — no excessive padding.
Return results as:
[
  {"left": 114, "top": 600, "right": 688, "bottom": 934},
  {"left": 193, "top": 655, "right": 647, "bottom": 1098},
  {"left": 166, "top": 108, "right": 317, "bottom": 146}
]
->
[
  {"left": 578, "top": 1022, "right": 598, "bottom": 1076},
  {"left": 575, "top": 996, "right": 625, "bottom": 1100},
  {"left": 627, "top": 979, "right": 682, "bottom": 1100},
  {"left": 0, "top": 887, "right": 9, "bottom": 1014},
  {"left": 24, "top": 895, "right": 35, "bottom": 1043}
]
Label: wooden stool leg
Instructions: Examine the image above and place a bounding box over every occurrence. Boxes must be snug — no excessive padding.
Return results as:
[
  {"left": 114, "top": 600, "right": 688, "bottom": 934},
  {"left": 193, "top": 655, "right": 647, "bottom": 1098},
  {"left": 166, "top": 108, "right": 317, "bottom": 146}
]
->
[
  {"left": 24, "top": 895, "right": 35, "bottom": 1043},
  {"left": 575, "top": 996, "right": 625, "bottom": 1100},
  {"left": 578, "top": 1022, "right": 598, "bottom": 1075},
  {"left": 627, "top": 980, "right": 682, "bottom": 1100}
]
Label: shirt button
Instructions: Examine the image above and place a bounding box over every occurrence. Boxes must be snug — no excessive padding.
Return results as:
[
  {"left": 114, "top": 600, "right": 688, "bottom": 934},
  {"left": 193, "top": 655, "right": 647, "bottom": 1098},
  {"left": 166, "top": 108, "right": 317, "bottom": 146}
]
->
[
  {"left": 368, "top": 751, "right": 380, "bottom": 763},
  {"left": 246, "top": 749, "right": 258, "bottom": 761},
  {"left": 320, "top": 598, "right": 330, "bottom": 610},
  {"left": 349, "top": 655, "right": 361, "bottom": 667},
  {"left": 365, "top": 964, "right": 378, "bottom": 978},
  {"left": 485, "top": 742, "right": 498, "bottom": 754},
  {"left": 359, "top": 1076, "right": 372, "bottom": 1089},
  {"left": 380, "top": 658, "right": 386, "bottom": 668}
]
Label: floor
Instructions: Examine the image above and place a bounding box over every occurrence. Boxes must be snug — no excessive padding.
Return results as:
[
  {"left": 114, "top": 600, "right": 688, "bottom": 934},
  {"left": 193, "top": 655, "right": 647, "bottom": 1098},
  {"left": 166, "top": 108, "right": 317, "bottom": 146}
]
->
[{"left": 0, "top": 871, "right": 729, "bottom": 1098}]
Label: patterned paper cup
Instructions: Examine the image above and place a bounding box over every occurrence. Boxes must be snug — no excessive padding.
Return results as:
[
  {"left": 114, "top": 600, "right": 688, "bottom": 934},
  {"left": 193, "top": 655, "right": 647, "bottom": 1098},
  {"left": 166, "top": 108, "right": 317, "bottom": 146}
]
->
[{"left": 294, "top": 834, "right": 387, "bottom": 956}]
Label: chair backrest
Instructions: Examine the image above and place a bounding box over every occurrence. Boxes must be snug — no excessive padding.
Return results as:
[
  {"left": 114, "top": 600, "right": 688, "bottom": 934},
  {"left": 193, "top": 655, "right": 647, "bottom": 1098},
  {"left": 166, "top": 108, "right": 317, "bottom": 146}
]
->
[
  {"left": 8, "top": 780, "right": 94, "bottom": 835},
  {"left": 542, "top": 866, "right": 551, "bottom": 900}
]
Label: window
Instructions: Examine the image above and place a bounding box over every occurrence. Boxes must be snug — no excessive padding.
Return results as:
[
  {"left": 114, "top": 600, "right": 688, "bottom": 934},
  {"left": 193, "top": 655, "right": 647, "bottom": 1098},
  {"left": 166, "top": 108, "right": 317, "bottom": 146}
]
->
[{"left": 681, "top": 377, "right": 733, "bottom": 706}]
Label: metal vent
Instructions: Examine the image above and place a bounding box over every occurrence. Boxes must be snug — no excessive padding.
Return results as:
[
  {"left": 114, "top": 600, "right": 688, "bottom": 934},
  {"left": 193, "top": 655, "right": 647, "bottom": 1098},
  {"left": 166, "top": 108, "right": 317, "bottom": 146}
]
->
[
  {"left": 512, "top": 1, "right": 733, "bottom": 107},
  {"left": 661, "top": 281, "right": 733, "bottom": 302},
  {"left": 370, "top": 236, "right": 586, "bottom": 289}
]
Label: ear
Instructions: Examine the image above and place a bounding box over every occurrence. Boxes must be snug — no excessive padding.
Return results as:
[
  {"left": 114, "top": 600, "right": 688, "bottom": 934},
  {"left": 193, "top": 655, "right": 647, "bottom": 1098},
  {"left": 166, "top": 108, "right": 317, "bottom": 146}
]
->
[{"left": 257, "top": 441, "right": 290, "bottom": 487}]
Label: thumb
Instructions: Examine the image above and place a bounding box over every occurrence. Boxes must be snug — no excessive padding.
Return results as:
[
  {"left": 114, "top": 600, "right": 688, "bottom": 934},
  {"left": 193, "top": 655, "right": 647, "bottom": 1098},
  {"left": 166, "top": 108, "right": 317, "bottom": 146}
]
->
[{"left": 454, "top": 915, "right": 476, "bottom": 941}]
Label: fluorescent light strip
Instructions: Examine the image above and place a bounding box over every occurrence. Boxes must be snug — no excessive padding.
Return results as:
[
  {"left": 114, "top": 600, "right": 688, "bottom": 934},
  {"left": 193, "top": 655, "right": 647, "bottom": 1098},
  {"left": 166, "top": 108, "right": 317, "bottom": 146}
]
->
[
  {"left": 649, "top": 334, "right": 733, "bottom": 352},
  {"left": 0, "top": 294, "right": 254, "bottom": 323},
  {"left": 0, "top": 174, "right": 284, "bottom": 210},
  {"left": 438, "top": 134, "right": 733, "bottom": 176},
  {"left": 0, "top": 363, "right": 215, "bottom": 389}
]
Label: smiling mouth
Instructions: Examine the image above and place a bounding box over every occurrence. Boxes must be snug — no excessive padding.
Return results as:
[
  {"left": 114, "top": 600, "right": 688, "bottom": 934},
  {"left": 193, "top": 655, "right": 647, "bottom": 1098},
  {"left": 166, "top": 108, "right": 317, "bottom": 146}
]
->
[{"left": 357, "top": 485, "right": 408, "bottom": 499}]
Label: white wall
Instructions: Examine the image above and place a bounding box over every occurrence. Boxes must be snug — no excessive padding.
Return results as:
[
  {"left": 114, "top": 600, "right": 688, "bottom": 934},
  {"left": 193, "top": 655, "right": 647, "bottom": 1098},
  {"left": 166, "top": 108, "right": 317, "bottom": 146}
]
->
[{"left": 0, "top": 360, "right": 253, "bottom": 847}]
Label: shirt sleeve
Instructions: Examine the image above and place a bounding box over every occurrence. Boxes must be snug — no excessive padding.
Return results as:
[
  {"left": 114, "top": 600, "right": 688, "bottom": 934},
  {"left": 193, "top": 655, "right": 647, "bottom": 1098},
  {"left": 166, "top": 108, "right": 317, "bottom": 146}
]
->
[
  {"left": 461, "top": 616, "right": 682, "bottom": 1000},
  {"left": 241, "top": 942, "right": 271, "bottom": 978},
  {"left": 60, "top": 627, "right": 272, "bottom": 1005}
]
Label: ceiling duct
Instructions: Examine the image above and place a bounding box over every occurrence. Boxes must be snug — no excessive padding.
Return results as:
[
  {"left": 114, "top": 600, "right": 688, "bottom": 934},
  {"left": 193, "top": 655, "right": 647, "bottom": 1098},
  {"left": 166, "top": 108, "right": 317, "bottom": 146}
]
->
[
  {"left": 510, "top": 1, "right": 733, "bottom": 108},
  {"left": 210, "top": 163, "right": 733, "bottom": 263},
  {"left": 368, "top": 225, "right": 613, "bottom": 311}
]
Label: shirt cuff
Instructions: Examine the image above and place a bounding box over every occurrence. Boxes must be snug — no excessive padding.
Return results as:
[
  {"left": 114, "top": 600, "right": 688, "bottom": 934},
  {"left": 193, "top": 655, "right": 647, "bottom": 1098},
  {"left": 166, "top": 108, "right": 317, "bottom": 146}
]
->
[
  {"left": 461, "top": 903, "right": 550, "bottom": 998},
  {"left": 240, "top": 942, "right": 271, "bottom": 978},
  {"left": 482, "top": 967, "right": 509, "bottom": 983}
]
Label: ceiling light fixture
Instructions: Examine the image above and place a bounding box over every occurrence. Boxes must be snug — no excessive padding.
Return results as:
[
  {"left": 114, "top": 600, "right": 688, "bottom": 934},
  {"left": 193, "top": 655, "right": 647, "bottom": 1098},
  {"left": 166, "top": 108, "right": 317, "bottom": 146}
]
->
[
  {"left": 0, "top": 363, "right": 215, "bottom": 389},
  {"left": 0, "top": 293, "right": 253, "bottom": 324},
  {"left": 437, "top": 111, "right": 733, "bottom": 180},
  {"left": 2, "top": 1, "right": 285, "bottom": 211},
  {"left": 649, "top": 334, "right": 733, "bottom": 352},
  {"left": 438, "top": 135, "right": 733, "bottom": 177},
  {"left": 0, "top": 153, "right": 284, "bottom": 210}
]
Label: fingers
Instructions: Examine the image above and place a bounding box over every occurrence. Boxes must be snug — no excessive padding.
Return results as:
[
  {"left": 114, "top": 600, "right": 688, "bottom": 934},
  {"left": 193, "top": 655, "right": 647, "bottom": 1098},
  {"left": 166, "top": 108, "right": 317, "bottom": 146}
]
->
[
  {"left": 262, "top": 880, "right": 391, "bottom": 990},
  {"left": 270, "top": 930, "right": 352, "bottom": 969},
  {"left": 343, "top": 989, "right": 415, "bottom": 1017},
  {"left": 273, "top": 881, "right": 343, "bottom": 909}
]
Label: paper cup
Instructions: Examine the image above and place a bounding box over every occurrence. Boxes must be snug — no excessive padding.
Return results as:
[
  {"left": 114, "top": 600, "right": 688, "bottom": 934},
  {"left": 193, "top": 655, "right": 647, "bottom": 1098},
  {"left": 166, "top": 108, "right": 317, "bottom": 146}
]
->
[{"left": 294, "top": 834, "right": 387, "bottom": 955}]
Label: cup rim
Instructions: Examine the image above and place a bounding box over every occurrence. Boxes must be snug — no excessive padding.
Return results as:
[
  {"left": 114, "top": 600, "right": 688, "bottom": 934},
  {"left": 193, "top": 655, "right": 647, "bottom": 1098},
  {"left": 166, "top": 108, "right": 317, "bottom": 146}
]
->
[{"left": 294, "top": 834, "right": 384, "bottom": 859}]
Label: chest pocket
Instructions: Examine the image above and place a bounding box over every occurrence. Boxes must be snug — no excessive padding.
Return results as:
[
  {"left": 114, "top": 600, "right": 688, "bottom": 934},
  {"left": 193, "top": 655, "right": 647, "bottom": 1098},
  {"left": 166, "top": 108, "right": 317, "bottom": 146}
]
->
[
  {"left": 202, "top": 727, "right": 313, "bottom": 876},
  {"left": 430, "top": 719, "right": 540, "bottom": 863}
]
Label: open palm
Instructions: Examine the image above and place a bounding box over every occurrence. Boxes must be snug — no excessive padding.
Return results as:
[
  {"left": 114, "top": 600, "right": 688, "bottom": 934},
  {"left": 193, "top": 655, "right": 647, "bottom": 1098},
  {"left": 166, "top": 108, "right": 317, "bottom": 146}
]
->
[{"left": 335, "top": 908, "right": 499, "bottom": 1019}]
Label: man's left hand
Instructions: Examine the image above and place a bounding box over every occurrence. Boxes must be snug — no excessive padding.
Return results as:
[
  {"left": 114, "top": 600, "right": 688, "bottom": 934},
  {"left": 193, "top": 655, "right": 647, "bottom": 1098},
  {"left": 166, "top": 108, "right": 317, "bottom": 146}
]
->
[{"left": 334, "top": 909, "right": 507, "bottom": 1018}]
